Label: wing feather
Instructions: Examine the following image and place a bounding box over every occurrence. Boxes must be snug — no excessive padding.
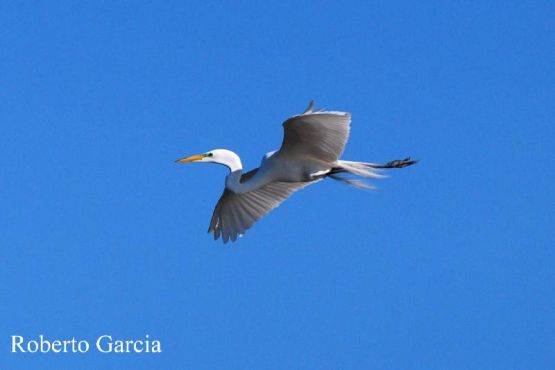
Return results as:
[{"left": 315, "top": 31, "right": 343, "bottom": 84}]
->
[
  {"left": 279, "top": 107, "right": 351, "bottom": 163},
  {"left": 208, "top": 180, "right": 317, "bottom": 243}
]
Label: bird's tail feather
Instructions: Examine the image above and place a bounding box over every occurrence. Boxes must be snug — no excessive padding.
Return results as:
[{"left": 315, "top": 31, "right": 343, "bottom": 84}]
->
[
  {"left": 327, "top": 158, "right": 417, "bottom": 189},
  {"left": 327, "top": 160, "right": 385, "bottom": 190},
  {"left": 328, "top": 174, "right": 377, "bottom": 189},
  {"left": 335, "top": 160, "right": 385, "bottom": 178}
]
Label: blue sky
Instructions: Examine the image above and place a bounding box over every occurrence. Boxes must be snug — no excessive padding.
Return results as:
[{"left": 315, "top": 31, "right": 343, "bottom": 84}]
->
[{"left": 1, "top": 1, "right": 553, "bottom": 369}]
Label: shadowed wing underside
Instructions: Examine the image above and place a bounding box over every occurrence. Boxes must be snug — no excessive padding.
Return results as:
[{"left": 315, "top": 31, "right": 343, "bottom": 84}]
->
[
  {"left": 279, "top": 108, "right": 352, "bottom": 163},
  {"left": 208, "top": 170, "right": 317, "bottom": 243}
]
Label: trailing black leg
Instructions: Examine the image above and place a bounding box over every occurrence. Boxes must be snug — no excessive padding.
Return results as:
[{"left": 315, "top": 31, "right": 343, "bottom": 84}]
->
[{"left": 369, "top": 157, "right": 417, "bottom": 169}]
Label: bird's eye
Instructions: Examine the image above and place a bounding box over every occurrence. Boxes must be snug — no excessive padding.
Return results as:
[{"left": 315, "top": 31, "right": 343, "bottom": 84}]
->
[{"left": 206, "top": 153, "right": 213, "bottom": 157}]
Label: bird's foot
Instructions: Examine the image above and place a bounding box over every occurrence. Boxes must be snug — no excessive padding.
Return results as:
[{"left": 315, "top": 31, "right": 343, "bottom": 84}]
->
[{"left": 382, "top": 157, "right": 418, "bottom": 169}]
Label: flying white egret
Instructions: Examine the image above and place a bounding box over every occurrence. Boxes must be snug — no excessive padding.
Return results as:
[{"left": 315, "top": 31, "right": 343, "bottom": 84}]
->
[{"left": 176, "top": 101, "right": 416, "bottom": 243}]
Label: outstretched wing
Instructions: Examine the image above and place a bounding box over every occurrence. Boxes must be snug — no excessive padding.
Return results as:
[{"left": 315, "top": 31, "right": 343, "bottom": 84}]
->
[
  {"left": 279, "top": 102, "right": 351, "bottom": 163},
  {"left": 208, "top": 176, "right": 317, "bottom": 243}
]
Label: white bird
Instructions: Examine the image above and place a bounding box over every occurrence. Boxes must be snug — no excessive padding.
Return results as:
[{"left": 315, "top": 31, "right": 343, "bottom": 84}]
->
[{"left": 176, "top": 101, "right": 416, "bottom": 243}]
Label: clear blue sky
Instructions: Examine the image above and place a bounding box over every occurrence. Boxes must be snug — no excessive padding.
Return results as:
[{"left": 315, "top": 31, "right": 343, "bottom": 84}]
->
[{"left": 2, "top": 1, "right": 553, "bottom": 369}]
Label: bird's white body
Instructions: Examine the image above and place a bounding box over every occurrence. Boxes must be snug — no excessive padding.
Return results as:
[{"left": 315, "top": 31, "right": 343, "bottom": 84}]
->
[
  {"left": 176, "top": 101, "right": 416, "bottom": 243},
  {"left": 224, "top": 148, "right": 334, "bottom": 193}
]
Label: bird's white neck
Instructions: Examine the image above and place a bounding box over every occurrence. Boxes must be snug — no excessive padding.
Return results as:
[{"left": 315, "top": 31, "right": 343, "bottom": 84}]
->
[
  {"left": 210, "top": 149, "right": 268, "bottom": 193},
  {"left": 226, "top": 170, "right": 268, "bottom": 193},
  {"left": 211, "top": 149, "right": 243, "bottom": 172}
]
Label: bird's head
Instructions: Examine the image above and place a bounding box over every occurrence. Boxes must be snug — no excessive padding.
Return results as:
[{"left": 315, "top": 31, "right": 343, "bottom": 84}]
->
[{"left": 175, "top": 149, "right": 243, "bottom": 172}]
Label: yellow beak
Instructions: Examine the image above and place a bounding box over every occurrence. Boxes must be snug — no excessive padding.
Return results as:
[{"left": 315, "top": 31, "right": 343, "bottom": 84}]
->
[{"left": 175, "top": 154, "right": 204, "bottom": 163}]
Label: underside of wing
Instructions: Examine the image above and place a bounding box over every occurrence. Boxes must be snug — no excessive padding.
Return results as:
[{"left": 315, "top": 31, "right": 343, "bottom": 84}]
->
[
  {"left": 279, "top": 104, "right": 351, "bottom": 163},
  {"left": 208, "top": 179, "right": 316, "bottom": 243}
]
